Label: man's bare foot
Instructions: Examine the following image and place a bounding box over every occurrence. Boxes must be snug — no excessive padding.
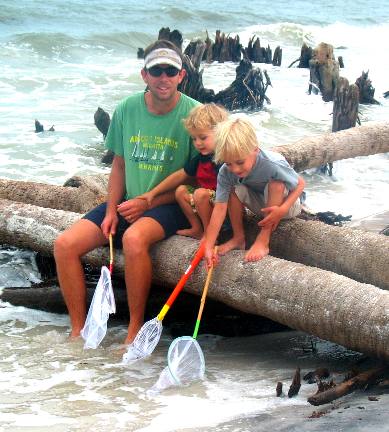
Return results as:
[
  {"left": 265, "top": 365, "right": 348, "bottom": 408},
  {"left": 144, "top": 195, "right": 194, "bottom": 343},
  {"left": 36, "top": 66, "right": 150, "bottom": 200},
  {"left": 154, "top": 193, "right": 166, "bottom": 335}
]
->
[
  {"left": 218, "top": 237, "right": 246, "bottom": 255},
  {"left": 124, "top": 322, "right": 144, "bottom": 346},
  {"left": 176, "top": 227, "right": 204, "bottom": 240},
  {"left": 67, "top": 334, "right": 82, "bottom": 342},
  {"left": 244, "top": 243, "right": 269, "bottom": 262}
]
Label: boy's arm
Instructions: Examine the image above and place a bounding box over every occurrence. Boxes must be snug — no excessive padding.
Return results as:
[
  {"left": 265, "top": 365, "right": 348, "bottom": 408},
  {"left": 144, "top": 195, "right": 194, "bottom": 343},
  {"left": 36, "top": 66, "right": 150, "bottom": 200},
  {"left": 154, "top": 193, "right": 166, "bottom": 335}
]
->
[
  {"left": 259, "top": 175, "right": 305, "bottom": 230},
  {"left": 204, "top": 202, "right": 228, "bottom": 267},
  {"left": 138, "top": 168, "right": 192, "bottom": 206}
]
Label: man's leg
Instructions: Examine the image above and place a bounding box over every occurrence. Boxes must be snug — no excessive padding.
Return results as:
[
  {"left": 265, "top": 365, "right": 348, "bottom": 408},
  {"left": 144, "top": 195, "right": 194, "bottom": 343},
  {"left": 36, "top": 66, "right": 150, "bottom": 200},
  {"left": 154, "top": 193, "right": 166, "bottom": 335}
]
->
[
  {"left": 121, "top": 217, "right": 165, "bottom": 344},
  {"left": 54, "top": 219, "right": 108, "bottom": 337}
]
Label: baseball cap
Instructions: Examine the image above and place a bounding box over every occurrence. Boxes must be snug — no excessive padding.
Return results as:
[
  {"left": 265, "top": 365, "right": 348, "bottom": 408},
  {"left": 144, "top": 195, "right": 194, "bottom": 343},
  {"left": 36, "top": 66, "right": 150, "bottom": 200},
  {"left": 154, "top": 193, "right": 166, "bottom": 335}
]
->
[{"left": 144, "top": 48, "right": 182, "bottom": 70}]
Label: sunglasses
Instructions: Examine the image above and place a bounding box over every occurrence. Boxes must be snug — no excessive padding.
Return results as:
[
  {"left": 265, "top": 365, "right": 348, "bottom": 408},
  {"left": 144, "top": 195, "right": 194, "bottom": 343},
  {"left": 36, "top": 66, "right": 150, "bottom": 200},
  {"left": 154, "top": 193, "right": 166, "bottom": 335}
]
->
[{"left": 147, "top": 65, "right": 180, "bottom": 77}]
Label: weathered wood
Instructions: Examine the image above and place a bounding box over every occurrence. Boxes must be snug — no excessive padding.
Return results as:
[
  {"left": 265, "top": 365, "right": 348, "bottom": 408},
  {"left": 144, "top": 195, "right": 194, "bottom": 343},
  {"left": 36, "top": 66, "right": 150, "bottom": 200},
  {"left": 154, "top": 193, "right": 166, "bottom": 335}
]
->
[
  {"left": 309, "top": 42, "right": 339, "bottom": 102},
  {"left": 332, "top": 77, "right": 359, "bottom": 133},
  {"left": 0, "top": 177, "right": 107, "bottom": 213},
  {"left": 307, "top": 366, "right": 388, "bottom": 406},
  {"left": 273, "top": 121, "right": 389, "bottom": 172},
  {"left": 288, "top": 43, "right": 313, "bottom": 68},
  {"left": 355, "top": 71, "right": 380, "bottom": 104},
  {"left": 1, "top": 200, "right": 389, "bottom": 360},
  {"left": 288, "top": 367, "right": 301, "bottom": 397}
]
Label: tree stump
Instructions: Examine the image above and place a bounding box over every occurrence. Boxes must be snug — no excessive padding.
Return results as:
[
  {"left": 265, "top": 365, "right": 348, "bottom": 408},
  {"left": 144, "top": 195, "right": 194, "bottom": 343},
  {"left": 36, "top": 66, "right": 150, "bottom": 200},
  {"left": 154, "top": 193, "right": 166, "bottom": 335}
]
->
[
  {"left": 332, "top": 77, "right": 359, "bottom": 132},
  {"left": 355, "top": 71, "right": 379, "bottom": 104},
  {"left": 309, "top": 42, "right": 339, "bottom": 102}
]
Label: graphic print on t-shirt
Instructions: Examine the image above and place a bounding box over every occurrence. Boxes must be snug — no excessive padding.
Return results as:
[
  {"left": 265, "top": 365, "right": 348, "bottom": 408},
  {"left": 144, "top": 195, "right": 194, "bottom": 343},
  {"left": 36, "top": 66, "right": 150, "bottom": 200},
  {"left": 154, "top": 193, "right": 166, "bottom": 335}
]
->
[{"left": 129, "top": 129, "right": 176, "bottom": 173}]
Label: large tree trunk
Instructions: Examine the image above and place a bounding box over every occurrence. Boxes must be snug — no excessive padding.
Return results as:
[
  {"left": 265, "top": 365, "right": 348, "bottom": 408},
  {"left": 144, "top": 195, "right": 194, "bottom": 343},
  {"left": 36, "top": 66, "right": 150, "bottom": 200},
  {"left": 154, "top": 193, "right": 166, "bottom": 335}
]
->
[
  {"left": 274, "top": 121, "right": 389, "bottom": 172},
  {"left": 0, "top": 200, "right": 388, "bottom": 360},
  {"left": 0, "top": 174, "right": 108, "bottom": 214},
  {"left": 1, "top": 199, "right": 388, "bottom": 290}
]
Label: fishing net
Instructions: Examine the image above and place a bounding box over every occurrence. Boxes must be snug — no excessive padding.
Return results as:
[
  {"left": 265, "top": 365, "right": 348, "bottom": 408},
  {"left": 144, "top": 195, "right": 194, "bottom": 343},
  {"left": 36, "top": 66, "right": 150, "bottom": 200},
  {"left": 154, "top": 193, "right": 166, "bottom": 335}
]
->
[
  {"left": 148, "top": 336, "right": 205, "bottom": 394},
  {"left": 122, "top": 317, "right": 163, "bottom": 364},
  {"left": 80, "top": 265, "right": 116, "bottom": 349}
]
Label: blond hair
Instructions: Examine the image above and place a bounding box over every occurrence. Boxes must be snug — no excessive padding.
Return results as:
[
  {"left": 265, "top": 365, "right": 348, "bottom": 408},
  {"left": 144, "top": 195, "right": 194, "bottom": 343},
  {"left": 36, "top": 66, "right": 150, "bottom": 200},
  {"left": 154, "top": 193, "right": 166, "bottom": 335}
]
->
[
  {"left": 183, "top": 103, "right": 228, "bottom": 133},
  {"left": 214, "top": 117, "right": 259, "bottom": 163}
]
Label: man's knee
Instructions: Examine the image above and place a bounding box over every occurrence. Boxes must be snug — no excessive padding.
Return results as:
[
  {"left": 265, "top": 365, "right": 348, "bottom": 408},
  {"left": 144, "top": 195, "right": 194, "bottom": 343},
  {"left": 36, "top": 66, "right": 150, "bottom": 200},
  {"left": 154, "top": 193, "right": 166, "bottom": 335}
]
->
[
  {"left": 54, "top": 230, "right": 74, "bottom": 260},
  {"left": 122, "top": 228, "right": 148, "bottom": 257}
]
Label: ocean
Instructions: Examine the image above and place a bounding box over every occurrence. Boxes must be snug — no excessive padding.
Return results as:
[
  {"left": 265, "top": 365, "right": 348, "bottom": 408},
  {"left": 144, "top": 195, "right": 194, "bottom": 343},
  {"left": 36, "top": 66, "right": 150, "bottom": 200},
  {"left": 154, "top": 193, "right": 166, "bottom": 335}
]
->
[{"left": 0, "top": 1, "right": 389, "bottom": 431}]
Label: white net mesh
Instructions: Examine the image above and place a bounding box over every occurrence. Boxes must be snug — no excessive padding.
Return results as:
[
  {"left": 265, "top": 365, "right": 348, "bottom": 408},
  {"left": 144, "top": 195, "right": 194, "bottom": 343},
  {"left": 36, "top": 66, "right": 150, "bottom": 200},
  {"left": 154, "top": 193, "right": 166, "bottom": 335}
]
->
[
  {"left": 168, "top": 336, "right": 205, "bottom": 384},
  {"left": 148, "top": 336, "right": 205, "bottom": 394},
  {"left": 147, "top": 366, "right": 177, "bottom": 395},
  {"left": 81, "top": 266, "right": 116, "bottom": 349},
  {"left": 122, "top": 317, "right": 163, "bottom": 364}
]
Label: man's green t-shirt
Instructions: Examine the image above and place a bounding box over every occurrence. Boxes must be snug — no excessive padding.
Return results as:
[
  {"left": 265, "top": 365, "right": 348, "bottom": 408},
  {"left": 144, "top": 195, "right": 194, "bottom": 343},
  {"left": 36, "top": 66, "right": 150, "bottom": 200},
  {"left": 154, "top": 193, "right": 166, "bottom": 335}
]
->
[{"left": 105, "top": 92, "right": 200, "bottom": 199}]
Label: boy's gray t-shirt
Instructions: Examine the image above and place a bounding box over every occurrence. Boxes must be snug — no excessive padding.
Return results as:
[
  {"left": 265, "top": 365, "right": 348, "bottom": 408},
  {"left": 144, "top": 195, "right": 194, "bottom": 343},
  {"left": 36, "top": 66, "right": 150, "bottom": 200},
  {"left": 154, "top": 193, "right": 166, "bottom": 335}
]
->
[{"left": 215, "top": 148, "right": 299, "bottom": 203}]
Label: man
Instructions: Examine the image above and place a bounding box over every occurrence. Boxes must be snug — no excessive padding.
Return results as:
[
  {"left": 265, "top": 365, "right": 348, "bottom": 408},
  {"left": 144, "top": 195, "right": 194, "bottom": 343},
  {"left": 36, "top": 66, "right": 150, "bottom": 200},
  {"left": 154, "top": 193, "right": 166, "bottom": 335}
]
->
[{"left": 54, "top": 40, "right": 200, "bottom": 345}]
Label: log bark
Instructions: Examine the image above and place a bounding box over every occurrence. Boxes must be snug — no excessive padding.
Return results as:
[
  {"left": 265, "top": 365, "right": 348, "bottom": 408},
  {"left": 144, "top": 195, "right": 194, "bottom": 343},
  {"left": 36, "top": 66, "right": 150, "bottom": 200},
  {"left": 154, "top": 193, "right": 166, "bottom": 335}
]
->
[
  {"left": 0, "top": 177, "right": 107, "bottom": 213},
  {"left": 273, "top": 121, "right": 389, "bottom": 172},
  {"left": 1, "top": 200, "right": 389, "bottom": 360}
]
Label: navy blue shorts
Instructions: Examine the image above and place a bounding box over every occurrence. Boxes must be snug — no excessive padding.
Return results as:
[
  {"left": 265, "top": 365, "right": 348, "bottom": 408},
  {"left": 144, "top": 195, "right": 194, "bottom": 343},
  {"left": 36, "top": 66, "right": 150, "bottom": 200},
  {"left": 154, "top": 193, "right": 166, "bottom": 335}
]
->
[{"left": 82, "top": 202, "right": 190, "bottom": 249}]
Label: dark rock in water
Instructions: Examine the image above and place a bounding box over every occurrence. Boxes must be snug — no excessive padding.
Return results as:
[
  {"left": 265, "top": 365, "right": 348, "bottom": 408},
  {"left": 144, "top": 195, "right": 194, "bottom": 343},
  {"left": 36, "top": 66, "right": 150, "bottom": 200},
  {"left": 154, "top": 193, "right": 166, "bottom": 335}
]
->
[
  {"left": 34, "top": 120, "right": 55, "bottom": 132},
  {"left": 101, "top": 149, "right": 115, "bottom": 164},
  {"left": 380, "top": 225, "right": 389, "bottom": 236},
  {"left": 316, "top": 211, "right": 352, "bottom": 226},
  {"left": 35, "top": 119, "right": 44, "bottom": 133},
  {"left": 94, "top": 107, "right": 110, "bottom": 138}
]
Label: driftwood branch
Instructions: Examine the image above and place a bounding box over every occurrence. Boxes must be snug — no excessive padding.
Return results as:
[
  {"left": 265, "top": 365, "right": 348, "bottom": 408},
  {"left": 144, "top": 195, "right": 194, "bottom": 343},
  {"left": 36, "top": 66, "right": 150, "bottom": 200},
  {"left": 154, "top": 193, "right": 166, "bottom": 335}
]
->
[{"left": 307, "top": 366, "right": 388, "bottom": 406}]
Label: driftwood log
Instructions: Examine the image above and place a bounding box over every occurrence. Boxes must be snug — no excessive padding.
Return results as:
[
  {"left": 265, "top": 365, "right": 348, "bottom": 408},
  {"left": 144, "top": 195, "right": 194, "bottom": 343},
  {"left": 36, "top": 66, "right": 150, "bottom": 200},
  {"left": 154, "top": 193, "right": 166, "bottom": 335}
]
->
[
  {"left": 0, "top": 200, "right": 389, "bottom": 360},
  {"left": 0, "top": 195, "right": 388, "bottom": 290}
]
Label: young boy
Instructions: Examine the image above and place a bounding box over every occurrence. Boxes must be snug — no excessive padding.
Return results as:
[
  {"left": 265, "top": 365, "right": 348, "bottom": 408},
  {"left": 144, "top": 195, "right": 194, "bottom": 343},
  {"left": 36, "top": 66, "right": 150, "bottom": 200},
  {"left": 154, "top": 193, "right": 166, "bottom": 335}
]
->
[
  {"left": 139, "top": 103, "right": 245, "bottom": 242},
  {"left": 204, "top": 116, "right": 305, "bottom": 265}
]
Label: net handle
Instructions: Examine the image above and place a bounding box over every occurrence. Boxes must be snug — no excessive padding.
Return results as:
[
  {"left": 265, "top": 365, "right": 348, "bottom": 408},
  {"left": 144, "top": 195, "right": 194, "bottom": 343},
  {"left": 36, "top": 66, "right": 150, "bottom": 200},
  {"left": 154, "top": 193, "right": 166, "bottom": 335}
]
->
[
  {"left": 192, "top": 247, "right": 217, "bottom": 339},
  {"left": 157, "top": 243, "right": 205, "bottom": 321},
  {"left": 108, "top": 233, "right": 114, "bottom": 274}
]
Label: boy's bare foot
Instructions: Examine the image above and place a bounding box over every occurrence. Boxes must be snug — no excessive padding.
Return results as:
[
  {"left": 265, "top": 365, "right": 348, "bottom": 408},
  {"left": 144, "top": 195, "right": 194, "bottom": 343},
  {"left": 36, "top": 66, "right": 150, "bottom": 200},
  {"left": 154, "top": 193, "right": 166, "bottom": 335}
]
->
[
  {"left": 176, "top": 227, "right": 204, "bottom": 240},
  {"left": 218, "top": 237, "right": 246, "bottom": 255},
  {"left": 244, "top": 242, "right": 269, "bottom": 262}
]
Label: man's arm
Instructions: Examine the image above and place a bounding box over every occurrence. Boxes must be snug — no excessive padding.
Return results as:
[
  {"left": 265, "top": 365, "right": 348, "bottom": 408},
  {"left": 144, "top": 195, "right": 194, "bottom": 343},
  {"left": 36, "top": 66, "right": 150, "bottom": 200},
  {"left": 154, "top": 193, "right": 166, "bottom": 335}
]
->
[{"left": 101, "top": 155, "right": 126, "bottom": 238}]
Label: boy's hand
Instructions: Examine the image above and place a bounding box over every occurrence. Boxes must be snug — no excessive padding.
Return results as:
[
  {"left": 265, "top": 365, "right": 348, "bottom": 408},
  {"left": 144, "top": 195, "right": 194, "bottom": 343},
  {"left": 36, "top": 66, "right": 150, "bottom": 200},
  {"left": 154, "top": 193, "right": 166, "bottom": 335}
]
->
[
  {"left": 136, "top": 192, "right": 154, "bottom": 208},
  {"left": 204, "top": 243, "right": 218, "bottom": 269},
  {"left": 259, "top": 205, "right": 286, "bottom": 231}
]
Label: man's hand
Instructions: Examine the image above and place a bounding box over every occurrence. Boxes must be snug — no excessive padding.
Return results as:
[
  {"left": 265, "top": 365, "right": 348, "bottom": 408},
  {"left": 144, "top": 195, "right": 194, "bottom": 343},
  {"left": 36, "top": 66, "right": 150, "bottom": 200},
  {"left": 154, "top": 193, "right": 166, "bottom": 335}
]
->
[
  {"left": 258, "top": 205, "right": 285, "bottom": 231},
  {"left": 117, "top": 198, "right": 149, "bottom": 223},
  {"left": 101, "top": 213, "right": 119, "bottom": 239}
]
